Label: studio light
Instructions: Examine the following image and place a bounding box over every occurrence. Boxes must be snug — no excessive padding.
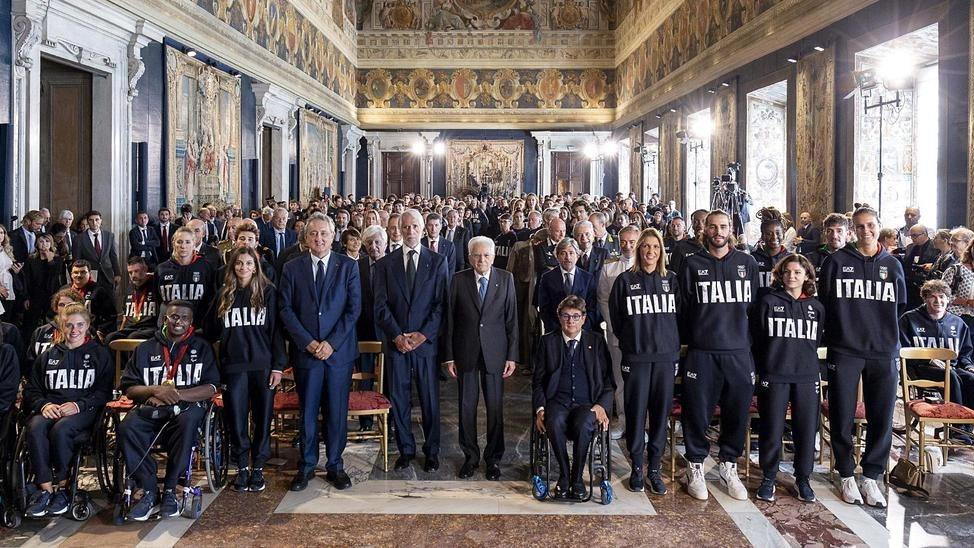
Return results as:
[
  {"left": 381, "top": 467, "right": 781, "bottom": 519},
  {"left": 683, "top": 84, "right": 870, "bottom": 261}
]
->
[
  {"left": 688, "top": 116, "right": 712, "bottom": 140},
  {"left": 583, "top": 142, "right": 599, "bottom": 159},
  {"left": 787, "top": 57, "right": 798, "bottom": 63},
  {"left": 813, "top": 46, "right": 825, "bottom": 52},
  {"left": 600, "top": 141, "right": 618, "bottom": 157},
  {"left": 411, "top": 141, "right": 427, "bottom": 155},
  {"left": 432, "top": 141, "right": 446, "bottom": 155},
  {"left": 877, "top": 51, "right": 916, "bottom": 90}
]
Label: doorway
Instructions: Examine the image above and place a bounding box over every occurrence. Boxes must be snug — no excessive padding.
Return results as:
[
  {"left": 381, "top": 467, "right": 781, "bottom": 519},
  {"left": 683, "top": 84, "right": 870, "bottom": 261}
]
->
[
  {"left": 40, "top": 58, "right": 92, "bottom": 220},
  {"left": 382, "top": 152, "right": 421, "bottom": 197},
  {"left": 551, "top": 151, "right": 589, "bottom": 195}
]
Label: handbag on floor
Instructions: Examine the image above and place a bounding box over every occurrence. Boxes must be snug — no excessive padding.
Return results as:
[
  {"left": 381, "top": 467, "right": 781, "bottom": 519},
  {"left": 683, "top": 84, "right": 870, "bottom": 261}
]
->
[{"left": 889, "top": 458, "right": 929, "bottom": 499}]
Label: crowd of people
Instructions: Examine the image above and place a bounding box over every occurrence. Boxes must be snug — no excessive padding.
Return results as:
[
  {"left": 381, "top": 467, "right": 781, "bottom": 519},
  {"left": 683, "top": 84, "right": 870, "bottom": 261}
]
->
[{"left": 0, "top": 189, "right": 969, "bottom": 518}]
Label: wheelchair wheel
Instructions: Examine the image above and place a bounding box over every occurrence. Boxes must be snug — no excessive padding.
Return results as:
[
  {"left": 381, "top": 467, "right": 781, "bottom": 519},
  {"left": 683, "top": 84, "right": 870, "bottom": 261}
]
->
[
  {"left": 531, "top": 475, "right": 548, "bottom": 501},
  {"left": 2, "top": 506, "right": 20, "bottom": 528},
  {"left": 95, "top": 409, "right": 121, "bottom": 495},
  {"left": 600, "top": 481, "right": 613, "bottom": 505},
  {"left": 69, "top": 500, "right": 91, "bottom": 521},
  {"left": 10, "top": 429, "right": 32, "bottom": 515},
  {"left": 203, "top": 403, "right": 229, "bottom": 493}
]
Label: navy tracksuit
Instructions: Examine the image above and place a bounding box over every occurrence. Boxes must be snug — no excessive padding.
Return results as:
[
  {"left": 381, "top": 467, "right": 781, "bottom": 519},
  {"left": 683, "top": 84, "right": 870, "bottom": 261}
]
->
[
  {"left": 818, "top": 244, "right": 906, "bottom": 480},
  {"left": 898, "top": 306, "right": 974, "bottom": 407}
]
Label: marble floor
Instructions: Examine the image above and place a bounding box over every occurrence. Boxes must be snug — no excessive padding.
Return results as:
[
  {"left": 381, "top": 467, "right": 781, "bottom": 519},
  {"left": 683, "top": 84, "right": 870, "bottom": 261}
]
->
[{"left": 2, "top": 372, "right": 974, "bottom": 547}]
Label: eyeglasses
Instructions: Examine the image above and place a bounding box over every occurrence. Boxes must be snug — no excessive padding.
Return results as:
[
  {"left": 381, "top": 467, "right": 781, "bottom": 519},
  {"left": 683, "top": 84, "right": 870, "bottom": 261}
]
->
[
  {"left": 558, "top": 313, "right": 584, "bottom": 322},
  {"left": 909, "top": 233, "right": 925, "bottom": 239},
  {"left": 166, "top": 314, "right": 192, "bottom": 324},
  {"left": 951, "top": 238, "right": 969, "bottom": 243}
]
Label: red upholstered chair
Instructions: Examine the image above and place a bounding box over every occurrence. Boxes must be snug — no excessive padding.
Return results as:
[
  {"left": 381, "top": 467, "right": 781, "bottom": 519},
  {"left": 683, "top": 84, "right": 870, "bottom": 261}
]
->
[
  {"left": 900, "top": 347, "right": 974, "bottom": 473},
  {"left": 270, "top": 369, "right": 301, "bottom": 456},
  {"left": 347, "top": 341, "right": 391, "bottom": 472}
]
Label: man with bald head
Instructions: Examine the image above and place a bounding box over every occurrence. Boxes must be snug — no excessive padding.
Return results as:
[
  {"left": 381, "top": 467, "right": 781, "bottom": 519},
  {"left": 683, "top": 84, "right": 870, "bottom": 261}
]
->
[
  {"left": 903, "top": 224, "right": 938, "bottom": 309},
  {"left": 897, "top": 206, "right": 921, "bottom": 251},
  {"left": 186, "top": 218, "right": 223, "bottom": 268},
  {"left": 534, "top": 217, "right": 566, "bottom": 281}
]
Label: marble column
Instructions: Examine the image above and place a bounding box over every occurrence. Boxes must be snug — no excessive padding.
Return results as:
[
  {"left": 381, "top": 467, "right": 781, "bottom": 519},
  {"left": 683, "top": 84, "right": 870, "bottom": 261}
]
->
[{"left": 341, "top": 125, "right": 364, "bottom": 198}]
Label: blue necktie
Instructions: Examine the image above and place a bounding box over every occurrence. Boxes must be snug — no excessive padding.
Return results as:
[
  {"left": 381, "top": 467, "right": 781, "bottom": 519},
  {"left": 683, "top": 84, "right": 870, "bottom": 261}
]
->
[
  {"left": 315, "top": 259, "right": 326, "bottom": 299},
  {"left": 478, "top": 276, "right": 487, "bottom": 303},
  {"left": 278, "top": 233, "right": 285, "bottom": 257},
  {"left": 564, "top": 272, "right": 572, "bottom": 295}
]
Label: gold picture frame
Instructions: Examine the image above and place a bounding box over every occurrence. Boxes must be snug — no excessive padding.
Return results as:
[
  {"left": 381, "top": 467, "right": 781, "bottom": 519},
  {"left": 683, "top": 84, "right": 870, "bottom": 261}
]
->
[{"left": 299, "top": 108, "right": 340, "bottom": 202}]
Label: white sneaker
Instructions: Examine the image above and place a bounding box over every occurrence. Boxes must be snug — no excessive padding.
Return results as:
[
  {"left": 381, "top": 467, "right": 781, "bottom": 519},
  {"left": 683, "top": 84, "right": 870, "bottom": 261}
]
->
[
  {"left": 859, "top": 477, "right": 887, "bottom": 508},
  {"left": 686, "top": 462, "right": 708, "bottom": 500},
  {"left": 718, "top": 461, "right": 748, "bottom": 500},
  {"left": 839, "top": 476, "right": 863, "bottom": 505}
]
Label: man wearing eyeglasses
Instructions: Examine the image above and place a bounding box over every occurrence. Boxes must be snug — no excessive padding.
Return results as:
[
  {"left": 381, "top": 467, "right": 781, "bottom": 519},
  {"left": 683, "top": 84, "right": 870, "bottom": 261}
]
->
[
  {"left": 118, "top": 300, "right": 220, "bottom": 521},
  {"left": 903, "top": 224, "right": 938, "bottom": 309},
  {"left": 532, "top": 295, "right": 614, "bottom": 500}
]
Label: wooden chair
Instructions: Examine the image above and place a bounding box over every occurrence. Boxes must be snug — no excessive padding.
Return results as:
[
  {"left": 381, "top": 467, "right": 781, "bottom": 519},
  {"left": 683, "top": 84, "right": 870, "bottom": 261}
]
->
[
  {"left": 108, "top": 338, "right": 146, "bottom": 388},
  {"left": 900, "top": 347, "right": 974, "bottom": 473},
  {"left": 347, "top": 341, "right": 391, "bottom": 472},
  {"left": 668, "top": 346, "right": 688, "bottom": 482}
]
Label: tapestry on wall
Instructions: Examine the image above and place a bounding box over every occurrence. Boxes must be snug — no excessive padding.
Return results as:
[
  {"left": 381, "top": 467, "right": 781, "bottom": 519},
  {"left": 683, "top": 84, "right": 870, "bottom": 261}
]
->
[
  {"left": 446, "top": 140, "right": 524, "bottom": 197},
  {"left": 166, "top": 45, "right": 241, "bottom": 210},
  {"left": 299, "top": 109, "right": 340, "bottom": 203}
]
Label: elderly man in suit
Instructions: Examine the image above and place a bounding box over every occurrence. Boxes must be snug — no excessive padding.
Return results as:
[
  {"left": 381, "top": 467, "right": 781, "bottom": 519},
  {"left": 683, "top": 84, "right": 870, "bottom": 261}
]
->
[
  {"left": 71, "top": 210, "right": 121, "bottom": 291},
  {"left": 574, "top": 220, "right": 608, "bottom": 288},
  {"left": 535, "top": 238, "right": 597, "bottom": 333},
  {"left": 186, "top": 219, "right": 223, "bottom": 268},
  {"left": 444, "top": 236, "right": 518, "bottom": 480},
  {"left": 533, "top": 295, "right": 614, "bottom": 499},
  {"left": 356, "top": 225, "right": 387, "bottom": 431},
  {"left": 279, "top": 213, "right": 361, "bottom": 492},
  {"left": 259, "top": 207, "right": 298, "bottom": 262},
  {"left": 374, "top": 208, "right": 450, "bottom": 473}
]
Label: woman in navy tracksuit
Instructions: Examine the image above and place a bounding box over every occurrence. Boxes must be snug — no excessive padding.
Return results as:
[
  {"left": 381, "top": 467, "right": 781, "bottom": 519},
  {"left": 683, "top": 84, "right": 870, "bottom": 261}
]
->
[
  {"left": 214, "top": 246, "right": 285, "bottom": 493},
  {"left": 752, "top": 254, "right": 823, "bottom": 503},
  {"left": 609, "top": 228, "right": 680, "bottom": 496}
]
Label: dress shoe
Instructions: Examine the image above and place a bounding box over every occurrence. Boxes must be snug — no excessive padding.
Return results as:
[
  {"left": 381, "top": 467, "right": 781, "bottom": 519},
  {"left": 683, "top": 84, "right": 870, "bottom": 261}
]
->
[
  {"left": 485, "top": 463, "right": 501, "bottom": 481},
  {"left": 569, "top": 482, "right": 587, "bottom": 500},
  {"left": 394, "top": 454, "right": 415, "bottom": 471},
  {"left": 458, "top": 460, "right": 479, "bottom": 479},
  {"left": 289, "top": 470, "right": 315, "bottom": 492},
  {"left": 424, "top": 456, "right": 440, "bottom": 472},
  {"left": 554, "top": 476, "right": 570, "bottom": 499},
  {"left": 326, "top": 470, "right": 352, "bottom": 490}
]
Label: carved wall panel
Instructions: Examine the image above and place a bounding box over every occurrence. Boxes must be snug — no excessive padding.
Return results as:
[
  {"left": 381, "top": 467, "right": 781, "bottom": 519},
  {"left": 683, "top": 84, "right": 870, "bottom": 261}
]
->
[{"left": 795, "top": 46, "right": 835, "bottom": 224}]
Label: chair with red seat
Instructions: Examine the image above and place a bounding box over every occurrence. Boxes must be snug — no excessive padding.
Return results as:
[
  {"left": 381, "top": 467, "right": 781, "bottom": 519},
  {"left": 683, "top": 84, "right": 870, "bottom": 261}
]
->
[{"left": 347, "top": 341, "right": 391, "bottom": 472}]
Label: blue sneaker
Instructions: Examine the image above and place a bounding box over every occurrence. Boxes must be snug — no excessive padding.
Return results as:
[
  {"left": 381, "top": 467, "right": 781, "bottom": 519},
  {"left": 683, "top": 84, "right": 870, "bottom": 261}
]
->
[
  {"left": 126, "top": 491, "right": 159, "bottom": 522},
  {"left": 159, "top": 489, "right": 180, "bottom": 518},
  {"left": 26, "top": 490, "right": 52, "bottom": 517},
  {"left": 47, "top": 489, "right": 70, "bottom": 516}
]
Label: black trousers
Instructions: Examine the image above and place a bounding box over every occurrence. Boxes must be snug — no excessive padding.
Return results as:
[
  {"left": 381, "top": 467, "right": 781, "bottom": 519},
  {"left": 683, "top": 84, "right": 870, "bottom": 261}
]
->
[
  {"left": 913, "top": 363, "right": 974, "bottom": 407},
  {"left": 827, "top": 355, "right": 896, "bottom": 480},
  {"left": 120, "top": 403, "right": 206, "bottom": 493},
  {"left": 623, "top": 360, "right": 676, "bottom": 471},
  {"left": 682, "top": 350, "right": 754, "bottom": 463},
  {"left": 26, "top": 411, "right": 98, "bottom": 484},
  {"left": 457, "top": 359, "right": 505, "bottom": 465},
  {"left": 223, "top": 369, "right": 275, "bottom": 469},
  {"left": 757, "top": 380, "right": 819, "bottom": 480},
  {"left": 545, "top": 403, "right": 596, "bottom": 485},
  {"left": 388, "top": 351, "right": 440, "bottom": 458}
]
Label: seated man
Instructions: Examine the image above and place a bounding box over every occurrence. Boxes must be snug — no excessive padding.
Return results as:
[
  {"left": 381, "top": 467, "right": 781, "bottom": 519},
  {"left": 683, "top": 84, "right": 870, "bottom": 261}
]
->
[
  {"left": 106, "top": 257, "right": 160, "bottom": 344},
  {"left": 118, "top": 300, "right": 219, "bottom": 521},
  {"left": 899, "top": 279, "right": 974, "bottom": 437},
  {"left": 61, "top": 259, "right": 117, "bottom": 340},
  {"left": 532, "top": 295, "right": 614, "bottom": 499}
]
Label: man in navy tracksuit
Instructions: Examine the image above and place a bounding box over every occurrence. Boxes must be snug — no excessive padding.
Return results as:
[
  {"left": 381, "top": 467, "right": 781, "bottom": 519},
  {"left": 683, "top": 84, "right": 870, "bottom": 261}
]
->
[
  {"left": 678, "top": 210, "right": 759, "bottom": 501},
  {"left": 818, "top": 206, "right": 906, "bottom": 509}
]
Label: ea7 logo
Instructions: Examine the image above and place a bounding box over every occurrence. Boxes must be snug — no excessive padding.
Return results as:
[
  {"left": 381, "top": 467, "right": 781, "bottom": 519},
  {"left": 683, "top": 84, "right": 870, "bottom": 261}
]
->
[
  {"left": 697, "top": 269, "right": 709, "bottom": 276},
  {"left": 621, "top": 365, "right": 630, "bottom": 373},
  {"left": 629, "top": 284, "right": 642, "bottom": 291},
  {"left": 773, "top": 306, "right": 785, "bottom": 312},
  {"left": 150, "top": 355, "right": 162, "bottom": 361},
  {"left": 685, "top": 371, "right": 698, "bottom": 380},
  {"left": 842, "top": 266, "right": 855, "bottom": 273}
]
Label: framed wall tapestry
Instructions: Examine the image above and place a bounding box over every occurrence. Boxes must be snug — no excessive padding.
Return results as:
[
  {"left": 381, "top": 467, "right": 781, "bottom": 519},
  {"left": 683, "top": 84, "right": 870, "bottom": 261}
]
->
[
  {"left": 299, "top": 108, "right": 339, "bottom": 203},
  {"left": 446, "top": 139, "right": 524, "bottom": 197},
  {"left": 165, "top": 45, "right": 241, "bottom": 210}
]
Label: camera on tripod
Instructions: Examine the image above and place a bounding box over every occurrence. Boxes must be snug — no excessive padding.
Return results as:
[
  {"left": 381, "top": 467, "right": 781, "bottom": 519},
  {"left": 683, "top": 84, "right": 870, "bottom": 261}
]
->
[{"left": 719, "top": 162, "right": 741, "bottom": 191}]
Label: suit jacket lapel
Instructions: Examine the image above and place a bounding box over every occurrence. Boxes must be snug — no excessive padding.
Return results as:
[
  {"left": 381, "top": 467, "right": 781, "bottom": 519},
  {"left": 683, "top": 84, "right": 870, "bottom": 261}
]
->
[
  {"left": 466, "top": 270, "right": 482, "bottom": 313},
  {"left": 320, "top": 254, "right": 338, "bottom": 305}
]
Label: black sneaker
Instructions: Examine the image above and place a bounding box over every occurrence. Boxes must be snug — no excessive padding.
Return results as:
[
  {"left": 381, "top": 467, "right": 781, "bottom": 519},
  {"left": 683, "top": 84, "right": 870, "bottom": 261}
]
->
[
  {"left": 233, "top": 468, "right": 250, "bottom": 492},
  {"left": 628, "top": 469, "right": 645, "bottom": 492},
  {"left": 160, "top": 489, "right": 180, "bottom": 518},
  {"left": 756, "top": 477, "right": 776, "bottom": 502},
  {"left": 26, "top": 490, "right": 52, "bottom": 518},
  {"left": 47, "top": 489, "right": 70, "bottom": 516},
  {"left": 648, "top": 470, "right": 667, "bottom": 495},
  {"left": 248, "top": 468, "right": 266, "bottom": 492},
  {"left": 126, "top": 491, "right": 159, "bottom": 522},
  {"left": 795, "top": 478, "right": 816, "bottom": 503}
]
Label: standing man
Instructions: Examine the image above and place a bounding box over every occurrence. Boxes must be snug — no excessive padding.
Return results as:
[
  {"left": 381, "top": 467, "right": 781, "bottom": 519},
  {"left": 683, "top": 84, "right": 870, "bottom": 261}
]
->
[
  {"left": 536, "top": 238, "right": 597, "bottom": 333},
  {"left": 896, "top": 206, "right": 921, "bottom": 251},
  {"left": 155, "top": 208, "right": 174, "bottom": 262},
  {"left": 444, "top": 237, "right": 518, "bottom": 480},
  {"left": 422, "top": 212, "right": 456, "bottom": 275},
  {"left": 818, "top": 205, "right": 906, "bottom": 508},
  {"left": 574, "top": 220, "right": 608, "bottom": 283},
  {"left": 356, "top": 225, "right": 386, "bottom": 431},
  {"left": 129, "top": 211, "right": 160, "bottom": 267},
  {"left": 11, "top": 211, "right": 42, "bottom": 263},
  {"left": 679, "top": 210, "right": 759, "bottom": 501},
  {"left": 259, "top": 207, "right": 297, "bottom": 262},
  {"left": 794, "top": 212, "right": 821, "bottom": 255},
  {"left": 442, "top": 208, "right": 471, "bottom": 272},
  {"left": 590, "top": 212, "right": 619, "bottom": 257},
  {"left": 374, "top": 209, "right": 450, "bottom": 473},
  {"left": 804, "top": 213, "right": 849, "bottom": 277},
  {"left": 386, "top": 213, "right": 404, "bottom": 253},
  {"left": 902, "top": 224, "right": 938, "bottom": 309},
  {"left": 72, "top": 210, "right": 121, "bottom": 292},
  {"left": 279, "top": 213, "right": 361, "bottom": 492},
  {"left": 186, "top": 219, "right": 223, "bottom": 268}
]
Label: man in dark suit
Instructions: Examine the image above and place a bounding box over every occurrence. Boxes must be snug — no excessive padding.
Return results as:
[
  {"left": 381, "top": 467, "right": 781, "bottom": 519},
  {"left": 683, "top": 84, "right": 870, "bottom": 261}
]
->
[
  {"left": 534, "top": 217, "right": 566, "bottom": 281},
  {"left": 128, "top": 211, "right": 160, "bottom": 266},
  {"left": 259, "top": 207, "right": 297, "bottom": 261},
  {"left": 573, "top": 220, "right": 608, "bottom": 282},
  {"left": 356, "top": 225, "right": 387, "bottom": 430},
  {"left": 186, "top": 219, "right": 223, "bottom": 268},
  {"left": 71, "top": 210, "right": 121, "bottom": 291},
  {"left": 442, "top": 208, "right": 471, "bottom": 272},
  {"left": 279, "top": 213, "right": 361, "bottom": 492},
  {"left": 535, "top": 238, "right": 597, "bottom": 333},
  {"left": 589, "top": 212, "right": 620, "bottom": 257},
  {"left": 155, "top": 207, "right": 174, "bottom": 262},
  {"left": 374, "top": 208, "right": 450, "bottom": 473},
  {"left": 11, "top": 211, "right": 42, "bottom": 263},
  {"left": 421, "top": 212, "right": 456, "bottom": 275},
  {"left": 794, "top": 211, "right": 821, "bottom": 255},
  {"left": 903, "top": 224, "right": 940, "bottom": 309},
  {"left": 444, "top": 236, "right": 518, "bottom": 480},
  {"left": 532, "top": 295, "right": 614, "bottom": 499}
]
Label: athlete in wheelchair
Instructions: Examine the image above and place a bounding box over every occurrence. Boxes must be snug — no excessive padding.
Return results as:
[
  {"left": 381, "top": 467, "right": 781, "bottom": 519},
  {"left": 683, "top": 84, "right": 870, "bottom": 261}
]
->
[
  {"left": 531, "top": 295, "right": 615, "bottom": 503},
  {"left": 19, "top": 304, "right": 113, "bottom": 518},
  {"left": 116, "top": 300, "right": 220, "bottom": 521}
]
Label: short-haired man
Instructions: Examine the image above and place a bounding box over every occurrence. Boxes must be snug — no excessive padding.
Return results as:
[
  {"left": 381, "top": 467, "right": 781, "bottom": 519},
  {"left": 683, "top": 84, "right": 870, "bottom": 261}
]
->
[
  {"left": 903, "top": 224, "right": 939, "bottom": 309},
  {"left": 532, "top": 295, "right": 614, "bottom": 499},
  {"left": 422, "top": 212, "right": 456, "bottom": 275},
  {"left": 129, "top": 211, "right": 160, "bottom": 267},
  {"left": 897, "top": 206, "right": 921, "bottom": 251},
  {"left": 535, "top": 238, "right": 597, "bottom": 333},
  {"left": 72, "top": 210, "right": 121, "bottom": 291},
  {"left": 573, "top": 220, "right": 607, "bottom": 282},
  {"left": 259, "top": 207, "right": 297, "bottom": 262},
  {"left": 794, "top": 212, "right": 821, "bottom": 255},
  {"left": 106, "top": 257, "right": 160, "bottom": 344},
  {"left": 804, "top": 213, "right": 848, "bottom": 277},
  {"left": 62, "top": 259, "right": 117, "bottom": 339}
]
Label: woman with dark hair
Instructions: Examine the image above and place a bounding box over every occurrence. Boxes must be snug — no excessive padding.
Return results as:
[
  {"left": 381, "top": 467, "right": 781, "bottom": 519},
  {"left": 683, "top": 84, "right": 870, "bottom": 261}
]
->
[
  {"left": 752, "top": 253, "right": 824, "bottom": 504},
  {"left": 608, "top": 228, "right": 680, "bottom": 496},
  {"left": 23, "top": 233, "right": 65, "bottom": 334},
  {"left": 214, "top": 246, "right": 285, "bottom": 493},
  {"left": 753, "top": 207, "right": 788, "bottom": 291},
  {"left": 342, "top": 228, "right": 362, "bottom": 261},
  {"left": 23, "top": 303, "right": 112, "bottom": 517}
]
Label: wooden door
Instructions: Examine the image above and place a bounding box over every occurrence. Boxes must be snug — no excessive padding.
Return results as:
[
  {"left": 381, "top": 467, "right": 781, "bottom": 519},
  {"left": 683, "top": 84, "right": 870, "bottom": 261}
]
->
[
  {"left": 551, "top": 151, "right": 590, "bottom": 195},
  {"left": 40, "top": 58, "right": 92, "bottom": 218},
  {"left": 382, "top": 152, "right": 420, "bottom": 197}
]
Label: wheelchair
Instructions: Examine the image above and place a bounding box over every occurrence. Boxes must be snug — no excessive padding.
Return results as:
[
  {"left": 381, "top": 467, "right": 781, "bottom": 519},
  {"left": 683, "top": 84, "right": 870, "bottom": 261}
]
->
[
  {"left": 8, "top": 410, "right": 99, "bottom": 522},
  {"left": 529, "top": 421, "right": 613, "bottom": 505},
  {"left": 94, "top": 392, "right": 229, "bottom": 522},
  {"left": 0, "top": 407, "right": 22, "bottom": 527}
]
